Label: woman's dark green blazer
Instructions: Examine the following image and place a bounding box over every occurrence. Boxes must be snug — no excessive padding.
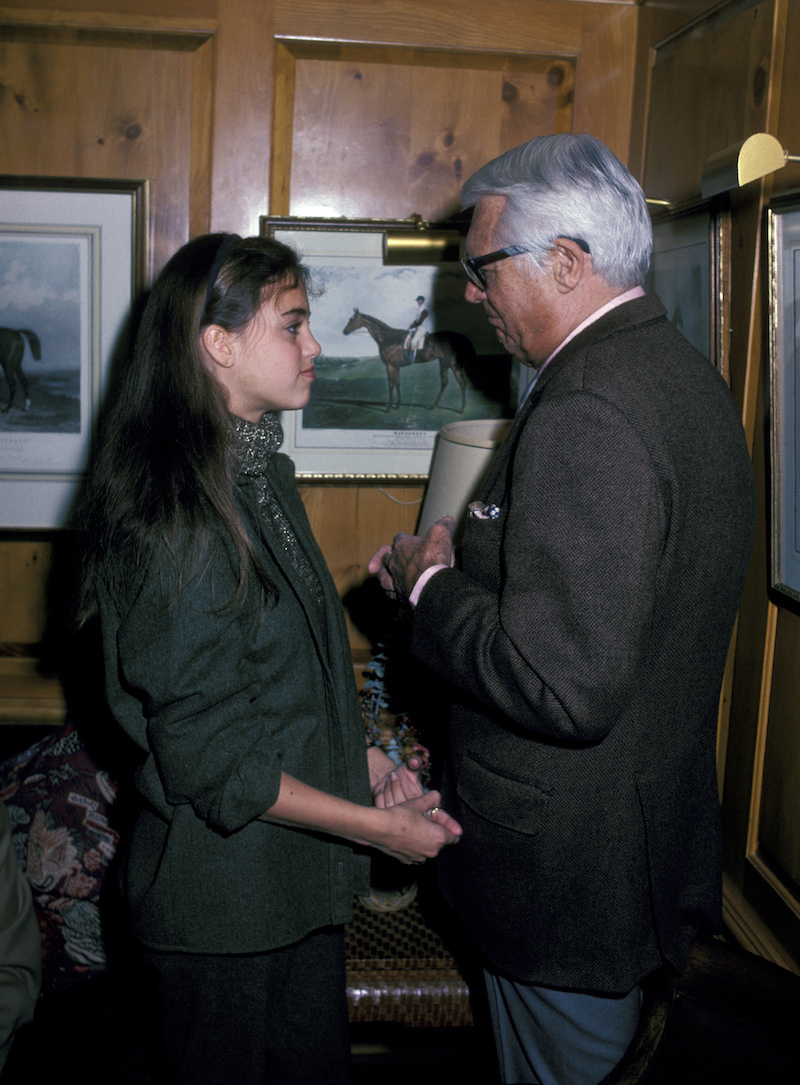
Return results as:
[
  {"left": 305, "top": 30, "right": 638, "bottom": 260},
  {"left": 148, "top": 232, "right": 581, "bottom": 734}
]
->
[{"left": 98, "top": 451, "right": 370, "bottom": 954}]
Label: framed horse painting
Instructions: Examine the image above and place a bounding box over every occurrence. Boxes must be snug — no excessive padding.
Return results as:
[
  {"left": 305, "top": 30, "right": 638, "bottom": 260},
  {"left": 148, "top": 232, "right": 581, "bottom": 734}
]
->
[
  {"left": 0, "top": 177, "right": 147, "bottom": 528},
  {"left": 261, "top": 215, "right": 521, "bottom": 478}
]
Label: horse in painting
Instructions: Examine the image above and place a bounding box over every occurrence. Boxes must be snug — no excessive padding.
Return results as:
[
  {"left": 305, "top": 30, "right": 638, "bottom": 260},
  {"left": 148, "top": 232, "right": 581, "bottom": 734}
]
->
[
  {"left": 0, "top": 327, "right": 41, "bottom": 412},
  {"left": 342, "top": 309, "right": 472, "bottom": 411}
]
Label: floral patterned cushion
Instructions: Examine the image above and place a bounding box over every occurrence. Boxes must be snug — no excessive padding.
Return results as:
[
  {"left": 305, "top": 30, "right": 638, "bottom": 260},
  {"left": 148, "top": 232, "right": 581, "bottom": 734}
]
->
[{"left": 0, "top": 723, "right": 119, "bottom": 996}]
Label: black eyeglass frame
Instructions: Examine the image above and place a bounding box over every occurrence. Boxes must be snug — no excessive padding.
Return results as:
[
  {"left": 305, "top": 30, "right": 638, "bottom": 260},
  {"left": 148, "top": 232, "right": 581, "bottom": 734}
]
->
[{"left": 461, "top": 237, "right": 591, "bottom": 289}]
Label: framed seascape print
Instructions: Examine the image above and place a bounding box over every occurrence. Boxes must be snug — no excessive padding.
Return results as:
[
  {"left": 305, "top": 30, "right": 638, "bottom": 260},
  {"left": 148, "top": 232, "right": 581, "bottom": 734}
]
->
[
  {"left": 768, "top": 193, "right": 800, "bottom": 605},
  {"left": 261, "top": 216, "right": 518, "bottom": 479},
  {"left": 645, "top": 204, "right": 729, "bottom": 381},
  {"left": 0, "top": 176, "right": 147, "bottom": 528}
]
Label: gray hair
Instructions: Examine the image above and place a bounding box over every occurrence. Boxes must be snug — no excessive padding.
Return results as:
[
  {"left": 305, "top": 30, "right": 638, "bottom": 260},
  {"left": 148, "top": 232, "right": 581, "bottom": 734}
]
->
[{"left": 461, "top": 134, "right": 652, "bottom": 290}]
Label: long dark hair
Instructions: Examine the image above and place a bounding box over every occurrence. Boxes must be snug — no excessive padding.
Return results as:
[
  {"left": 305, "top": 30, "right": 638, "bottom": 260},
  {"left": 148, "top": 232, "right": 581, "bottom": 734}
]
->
[{"left": 75, "top": 233, "right": 312, "bottom": 626}]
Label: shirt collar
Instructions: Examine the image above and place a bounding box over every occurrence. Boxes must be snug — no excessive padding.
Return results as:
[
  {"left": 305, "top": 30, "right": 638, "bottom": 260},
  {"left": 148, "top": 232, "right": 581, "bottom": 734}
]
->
[{"left": 521, "top": 285, "right": 646, "bottom": 405}]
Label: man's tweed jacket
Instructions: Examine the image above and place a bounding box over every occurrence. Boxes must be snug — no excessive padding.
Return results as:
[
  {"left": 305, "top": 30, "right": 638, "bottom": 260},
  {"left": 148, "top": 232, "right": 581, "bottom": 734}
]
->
[{"left": 412, "top": 294, "right": 756, "bottom": 994}]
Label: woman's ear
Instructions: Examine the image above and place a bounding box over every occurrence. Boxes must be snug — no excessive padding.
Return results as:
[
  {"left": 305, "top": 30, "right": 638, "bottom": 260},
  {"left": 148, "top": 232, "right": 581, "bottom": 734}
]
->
[{"left": 200, "top": 323, "right": 236, "bottom": 370}]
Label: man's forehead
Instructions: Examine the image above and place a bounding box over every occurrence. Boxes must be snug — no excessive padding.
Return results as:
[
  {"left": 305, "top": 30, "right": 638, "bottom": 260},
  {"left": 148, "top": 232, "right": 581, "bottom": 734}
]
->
[{"left": 466, "top": 194, "right": 506, "bottom": 253}]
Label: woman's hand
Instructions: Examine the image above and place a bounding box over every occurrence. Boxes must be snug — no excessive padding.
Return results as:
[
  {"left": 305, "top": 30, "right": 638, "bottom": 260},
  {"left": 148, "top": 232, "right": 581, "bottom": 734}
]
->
[
  {"left": 259, "top": 770, "right": 461, "bottom": 866},
  {"left": 370, "top": 790, "right": 462, "bottom": 865}
]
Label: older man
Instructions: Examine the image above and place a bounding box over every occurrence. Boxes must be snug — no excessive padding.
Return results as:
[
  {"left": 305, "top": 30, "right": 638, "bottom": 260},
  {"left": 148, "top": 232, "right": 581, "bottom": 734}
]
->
[{"left": 369, "top": 134, "right": 756, "bottom": 1085}]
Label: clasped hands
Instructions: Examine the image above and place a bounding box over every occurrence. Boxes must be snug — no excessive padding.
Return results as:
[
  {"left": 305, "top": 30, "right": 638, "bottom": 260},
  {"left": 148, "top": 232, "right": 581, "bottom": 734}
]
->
[
  {"left": 367, "top": 515, "right": 456, "bottom": 602},
  {"left": 369, "top": 751, "right": 462, "bottom": 863},
  {"left": 366, "top": 516, "right": 462, "bottom": 860}
]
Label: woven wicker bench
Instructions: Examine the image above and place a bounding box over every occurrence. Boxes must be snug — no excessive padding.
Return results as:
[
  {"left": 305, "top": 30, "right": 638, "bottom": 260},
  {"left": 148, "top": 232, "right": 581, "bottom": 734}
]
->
[{"left": 345, "top": 883, "right": 474, "bottom": 1028}]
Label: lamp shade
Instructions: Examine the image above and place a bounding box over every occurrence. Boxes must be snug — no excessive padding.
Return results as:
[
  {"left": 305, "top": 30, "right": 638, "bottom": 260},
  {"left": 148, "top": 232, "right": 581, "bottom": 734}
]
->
[
  {"left": 701, "top": 133, "right": 787, "bottom": 198},
  {"left": 417, "top": 418, "right": 513, "bottom": 539}
]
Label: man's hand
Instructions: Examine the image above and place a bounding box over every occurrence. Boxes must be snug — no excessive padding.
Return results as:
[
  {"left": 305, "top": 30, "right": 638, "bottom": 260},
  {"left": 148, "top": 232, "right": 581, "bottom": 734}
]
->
[
  {"left": 367, "top": 747, "right": 426, "bottom": 804},
  {"left": 368, "top": 516, "right": 456, "bottom": 600}
]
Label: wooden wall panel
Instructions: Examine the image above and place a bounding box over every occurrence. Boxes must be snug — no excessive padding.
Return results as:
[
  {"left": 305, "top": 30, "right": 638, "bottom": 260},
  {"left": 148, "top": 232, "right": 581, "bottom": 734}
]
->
[
  {"left": 273, "top": 0, "right": 639, "bottom": 171},
  {"left": 0, "top": 535, "right": 51, "bottom": 644},
  {"left": 280, "top": 46, "right": 575, "bottom": 221},
  {"left": 643, "top": 0, "right": 777, "bottom": 207},
  {"left": 0, "top": 14, "right": 215, "bottom": 277},
  {"left": 774, "top": 0, "right": 800, "bottom": 199},
  {"left": 299, "top": 483, "right": 424, "bottom": 652},
  {"left": 209, "top": 0, "right": 275, "bottom": 235}
]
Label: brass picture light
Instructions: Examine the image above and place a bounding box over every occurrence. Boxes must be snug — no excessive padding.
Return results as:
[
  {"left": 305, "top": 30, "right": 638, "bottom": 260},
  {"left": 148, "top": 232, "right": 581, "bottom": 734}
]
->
[
  {"left": 701, "top": 133, "right": 800, "bottom": 199},
  {"left": 383, "top": 216, "right": 462, "bottom": 264}
]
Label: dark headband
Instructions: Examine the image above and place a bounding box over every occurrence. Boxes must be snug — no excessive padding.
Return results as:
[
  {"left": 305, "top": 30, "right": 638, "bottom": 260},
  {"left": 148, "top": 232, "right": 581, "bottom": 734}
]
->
[{"left": 203, "top": 233, "right": 242, "bottom": 315}]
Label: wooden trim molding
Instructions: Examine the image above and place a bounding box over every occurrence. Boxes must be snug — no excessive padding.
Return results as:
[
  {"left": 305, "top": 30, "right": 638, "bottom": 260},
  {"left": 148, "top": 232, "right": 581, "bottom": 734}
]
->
[
  {"left": 723, "top": 872, "right": 800, "bottom": 976},
  {"left": 0, "top": 656, "right": 66, "bottom": 726},
  {"left": 0, "top": 7, "right": 217, "bottom": 39},
  {"left": 743, "top": 601, "right": 800, "bottom": 924},
  {"left": 715, "top": 614, "right": 739, "bottom": 803},
  {"left": 746, "top": 599, "right": 778, "bottom": 858}
]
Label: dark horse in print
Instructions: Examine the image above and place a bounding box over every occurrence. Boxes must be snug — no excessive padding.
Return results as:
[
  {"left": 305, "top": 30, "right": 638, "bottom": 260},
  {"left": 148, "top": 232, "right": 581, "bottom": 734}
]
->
[
  {"left": 343, "top": 309, "right": 472, "bottom": 412},
  {"left": 0, "top": 327, "right": 41, "bottom": 412}
]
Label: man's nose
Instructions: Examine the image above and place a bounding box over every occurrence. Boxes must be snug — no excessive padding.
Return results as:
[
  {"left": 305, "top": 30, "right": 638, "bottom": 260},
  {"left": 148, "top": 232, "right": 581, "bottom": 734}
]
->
[{"left": 465, "top": 281, "right": 485, "bottom": 304}]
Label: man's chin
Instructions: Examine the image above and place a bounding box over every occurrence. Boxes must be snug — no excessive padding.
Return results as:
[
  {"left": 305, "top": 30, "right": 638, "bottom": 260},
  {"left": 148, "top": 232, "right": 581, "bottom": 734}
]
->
[
  {"left": 491, "top": 326, "right": 529, "bottom": 364},
  {"left": 492, "top": 327, "right": 511, "bottom": 351}
]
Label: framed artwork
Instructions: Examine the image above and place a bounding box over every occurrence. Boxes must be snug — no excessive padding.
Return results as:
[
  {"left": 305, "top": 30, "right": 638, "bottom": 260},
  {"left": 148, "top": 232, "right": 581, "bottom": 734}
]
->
[
  {"left": 261, "top": 215, "right": 517, "bottom": 479},
  {"left": 768, "top": 194, "right": 800, "bottom": 605},
  {"left": 0, "top": 176, "right": 147, "bottom": 528},
  {"left": 646, "top": 204, "right": 730, "bottom": 381}
]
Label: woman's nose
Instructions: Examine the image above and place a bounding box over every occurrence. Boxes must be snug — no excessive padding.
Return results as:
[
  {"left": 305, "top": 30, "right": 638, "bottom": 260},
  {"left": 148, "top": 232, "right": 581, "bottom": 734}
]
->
[{"left": 306, "top": 331, "right": 322, "bottom": 357}]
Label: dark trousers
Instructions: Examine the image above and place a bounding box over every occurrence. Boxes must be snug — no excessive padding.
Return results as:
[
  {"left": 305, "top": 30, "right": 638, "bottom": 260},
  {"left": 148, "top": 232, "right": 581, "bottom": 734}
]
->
[{"left": 142, "top": 926, "right": 352, "bottom": 1085}]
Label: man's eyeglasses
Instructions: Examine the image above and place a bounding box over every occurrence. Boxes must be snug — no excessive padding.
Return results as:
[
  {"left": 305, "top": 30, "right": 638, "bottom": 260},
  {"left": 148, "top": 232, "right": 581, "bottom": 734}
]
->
[{"left": 461, "top": 238, "right": 591, "bottom": 290}]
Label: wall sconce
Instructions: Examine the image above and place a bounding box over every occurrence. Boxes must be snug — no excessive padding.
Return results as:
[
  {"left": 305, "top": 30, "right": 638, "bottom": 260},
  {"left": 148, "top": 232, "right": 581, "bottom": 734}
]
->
[
  {"left": 383, "top": 218, "right": 462, "bottom": 264},
  {"left": 701, "top": 133, "right": 800, "bottom": 199}
]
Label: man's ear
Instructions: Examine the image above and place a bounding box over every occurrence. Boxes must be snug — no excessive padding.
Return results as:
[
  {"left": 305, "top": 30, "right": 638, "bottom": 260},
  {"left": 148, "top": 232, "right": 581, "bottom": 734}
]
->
[
  {"left": 551, "top": 239, "right": 589, "bottom": 293},
  {"left": 200, "top": 323, "right": 236, "bottom": 370}
]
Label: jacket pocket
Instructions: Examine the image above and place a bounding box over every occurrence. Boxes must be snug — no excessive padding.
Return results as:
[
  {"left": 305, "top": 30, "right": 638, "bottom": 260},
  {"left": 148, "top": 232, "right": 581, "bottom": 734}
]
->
[{"left": 455, "top": 751, "right": 551, "bottom": 836}]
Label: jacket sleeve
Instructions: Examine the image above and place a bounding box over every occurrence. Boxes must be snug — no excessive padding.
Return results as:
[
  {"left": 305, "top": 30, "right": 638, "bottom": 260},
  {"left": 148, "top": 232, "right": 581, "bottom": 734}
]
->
[
  {"left": 412, "top": 390, "right": 668, "bottom": 743},
  {"left": 110, "top": 551, "right": 286, "bottom": 834}
]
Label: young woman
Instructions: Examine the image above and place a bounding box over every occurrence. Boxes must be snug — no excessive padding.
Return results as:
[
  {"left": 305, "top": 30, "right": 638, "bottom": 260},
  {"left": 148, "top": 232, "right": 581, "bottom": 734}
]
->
[{"left": 75, "top": 234, "right": 461, "bottom": 1084}]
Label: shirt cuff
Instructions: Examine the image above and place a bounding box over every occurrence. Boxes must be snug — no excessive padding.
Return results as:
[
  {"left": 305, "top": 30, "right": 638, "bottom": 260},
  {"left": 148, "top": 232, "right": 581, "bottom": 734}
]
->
[{"left": 409, "top": 564, "right": 448, "bottom": 607}]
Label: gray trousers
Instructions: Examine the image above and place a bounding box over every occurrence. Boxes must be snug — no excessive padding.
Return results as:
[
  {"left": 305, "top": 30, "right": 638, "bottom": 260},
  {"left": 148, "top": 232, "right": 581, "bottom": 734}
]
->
[{"left": 484, "top": 967, "right": 643, "bottom": 1085}]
